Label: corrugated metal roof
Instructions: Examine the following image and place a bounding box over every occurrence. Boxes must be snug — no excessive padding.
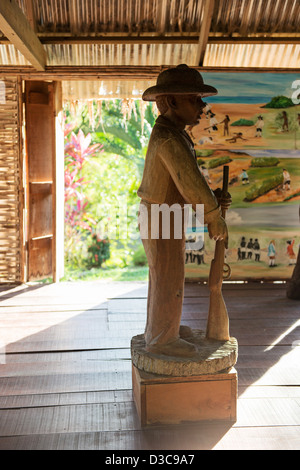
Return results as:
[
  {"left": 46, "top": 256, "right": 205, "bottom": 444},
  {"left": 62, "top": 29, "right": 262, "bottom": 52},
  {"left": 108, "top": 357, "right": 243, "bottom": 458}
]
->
[
  {"left": 62, "top": 78, "right": 155, "bottom": 100},
  {"left": 2, "top": 0, "right": 300, "bottom": 68},
  {"left": 17, "top": 0, "right": 205, "bottom": 35},
  {"left": 45, "top": 42, "right": 198, "bottom": 66},
  {"left": 1, "top": 0, "right": 300, "bottom": 99},
  {"left": 1, "top": 39, "right": 299, "bottom": 68},
  {"left": 211, "top": 0, "right": 300, "bottom": 34},
  {"left": 10, "top": 0, "right": 299, "bottom": 36},
  {"left": 204, "top": 42, "right": 300, "bottom": 67}
]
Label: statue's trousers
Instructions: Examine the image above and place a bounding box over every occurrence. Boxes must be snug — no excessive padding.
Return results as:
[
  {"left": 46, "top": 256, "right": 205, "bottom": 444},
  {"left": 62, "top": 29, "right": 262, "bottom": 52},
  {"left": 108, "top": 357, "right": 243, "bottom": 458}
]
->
[{"left": 139, "top": 201, "right": 186, "bottom": 347}]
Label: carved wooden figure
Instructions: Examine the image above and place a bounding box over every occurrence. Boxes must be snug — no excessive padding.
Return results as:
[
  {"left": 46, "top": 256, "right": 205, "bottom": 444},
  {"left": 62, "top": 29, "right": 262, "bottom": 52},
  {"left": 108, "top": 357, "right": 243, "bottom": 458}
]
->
[{"left": 136, "top": 65, "right": 231, "bottom": 358}]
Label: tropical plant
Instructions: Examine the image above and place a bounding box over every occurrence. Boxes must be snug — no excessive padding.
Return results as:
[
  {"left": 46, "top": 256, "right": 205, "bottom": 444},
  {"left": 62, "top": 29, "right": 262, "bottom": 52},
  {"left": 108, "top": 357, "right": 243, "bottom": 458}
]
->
[
  {"left": 63, "top": 99, "right": 156, "bottom": 270},
  {"left": 91, "top": 100, "right": 154, "bottom": 179},
  {"left": 64, "top": 125, "right": 104, "bottom": 267},
  {"left": 87, "top": 234, "right": 110, "bottom": 268},
  {"left": 132, "top": 244, "right": 148, "bottom": 267}
]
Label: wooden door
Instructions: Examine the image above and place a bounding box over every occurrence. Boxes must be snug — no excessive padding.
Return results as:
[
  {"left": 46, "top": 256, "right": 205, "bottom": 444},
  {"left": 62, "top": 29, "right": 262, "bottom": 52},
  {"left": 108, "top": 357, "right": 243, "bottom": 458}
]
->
[{"left": 25, "top": 81, "right": 56, "bottom": 281}]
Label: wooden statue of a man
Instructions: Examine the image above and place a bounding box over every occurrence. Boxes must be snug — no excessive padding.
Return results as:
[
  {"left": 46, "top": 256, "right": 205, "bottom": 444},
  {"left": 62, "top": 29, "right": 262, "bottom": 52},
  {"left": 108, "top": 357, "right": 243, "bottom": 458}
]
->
[{"left": 137, "top": 64, "right": 228, "bottom": 358}]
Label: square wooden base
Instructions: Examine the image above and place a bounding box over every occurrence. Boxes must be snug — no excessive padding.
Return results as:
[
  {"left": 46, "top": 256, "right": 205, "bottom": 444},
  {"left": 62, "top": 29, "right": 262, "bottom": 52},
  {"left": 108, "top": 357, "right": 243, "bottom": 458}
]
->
[{"left": 132, "top": 364, "right": 237, "bottom": 427}]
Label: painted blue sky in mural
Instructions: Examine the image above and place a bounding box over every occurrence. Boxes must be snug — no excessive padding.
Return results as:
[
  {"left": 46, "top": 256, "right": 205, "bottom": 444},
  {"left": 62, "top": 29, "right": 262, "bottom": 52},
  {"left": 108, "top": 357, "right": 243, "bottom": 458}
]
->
[{"left": 202, "top": 73, "right": 300, "bottom": 104}]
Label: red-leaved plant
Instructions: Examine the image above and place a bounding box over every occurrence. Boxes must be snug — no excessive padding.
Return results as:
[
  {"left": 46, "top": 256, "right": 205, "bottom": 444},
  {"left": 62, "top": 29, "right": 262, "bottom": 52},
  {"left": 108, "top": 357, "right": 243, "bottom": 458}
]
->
[{"left": 64, "top": 124, "right": 104, "bottom": 266}]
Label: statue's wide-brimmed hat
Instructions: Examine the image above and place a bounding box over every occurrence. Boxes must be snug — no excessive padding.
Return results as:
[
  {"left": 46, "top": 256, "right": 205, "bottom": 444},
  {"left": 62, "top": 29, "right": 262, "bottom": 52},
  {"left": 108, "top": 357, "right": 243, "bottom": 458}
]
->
[{"left": 142, "top": 64, "right": 218, "bottom": 101}]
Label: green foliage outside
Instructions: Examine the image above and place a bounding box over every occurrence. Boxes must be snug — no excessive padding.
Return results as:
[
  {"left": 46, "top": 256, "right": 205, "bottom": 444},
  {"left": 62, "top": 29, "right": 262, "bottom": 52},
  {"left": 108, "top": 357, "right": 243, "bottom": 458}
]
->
[
  {"left": 250, "top": 157, "right": 280, "bottom": 167},
  {"left": 63, "top": 99, "right": 156, "bottom": 280},
  {"left": 87, "top": 234, "right": 110, "bottom": 268},
  {"left": 64, "top": 125, "right": 104, "bottom": 269},
  {"left": 132, "top": 244, "right": 148, "bottom": 266}
]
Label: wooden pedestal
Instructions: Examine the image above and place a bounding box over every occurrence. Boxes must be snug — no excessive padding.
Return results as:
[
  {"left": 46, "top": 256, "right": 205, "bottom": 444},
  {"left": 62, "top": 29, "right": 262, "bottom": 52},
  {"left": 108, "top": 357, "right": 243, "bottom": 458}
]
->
[{"left": 132, "top": 364, "right": 237, "bottom": 427}]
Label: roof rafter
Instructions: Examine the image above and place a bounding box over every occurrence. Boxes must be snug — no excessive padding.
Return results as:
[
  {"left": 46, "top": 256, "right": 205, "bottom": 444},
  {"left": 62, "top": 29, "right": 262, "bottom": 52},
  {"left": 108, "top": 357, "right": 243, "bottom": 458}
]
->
[
  {"left": 1, "top": 65, "right": 300, "bottom": 82},
  {"left": 0, "top": 0, "right": 46, "bottom": 71},
  {"left": 1, "top": 34, "right": 299, "bottom": 45},
  {"left": 195, "top": 0, "right": 215, "bottom": 66},
  {"left": 24, "top": 0, "right": 37, "bottom": 32}
]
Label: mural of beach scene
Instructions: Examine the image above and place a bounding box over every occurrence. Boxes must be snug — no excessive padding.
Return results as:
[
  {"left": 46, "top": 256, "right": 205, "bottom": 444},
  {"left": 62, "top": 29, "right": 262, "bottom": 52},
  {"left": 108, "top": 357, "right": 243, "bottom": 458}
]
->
[
  {"left": 184, "top": 148, "right": 300, "bottom": 280},
  {"left": 187, "top": 72, "right": 300, "bottom": 150},
  {"left": 185, "top": 72, "right": 300, "bottom": 280}
]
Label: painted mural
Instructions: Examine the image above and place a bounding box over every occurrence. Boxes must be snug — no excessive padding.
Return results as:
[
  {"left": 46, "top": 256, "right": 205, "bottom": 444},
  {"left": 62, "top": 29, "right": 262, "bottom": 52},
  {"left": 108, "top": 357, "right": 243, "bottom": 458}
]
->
[{"left": 184, "top": 73, "right": 300, "bottom": 281}]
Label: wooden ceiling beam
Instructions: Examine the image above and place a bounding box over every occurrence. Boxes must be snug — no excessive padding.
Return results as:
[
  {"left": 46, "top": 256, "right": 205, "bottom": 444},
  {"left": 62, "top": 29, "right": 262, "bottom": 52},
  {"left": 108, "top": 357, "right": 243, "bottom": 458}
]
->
[
  {"left": 195, "top": 0, "right": 215, "bottom": 66},
  {"left": 158, "top": 0, "right": 168, "bottom": 36},
  {"left": 209, "top": 36, "right": 300, "bottom": 45},
  {"left": 0, "top": 34, "right": 200, "bottom": 45},
  {"left": 0, "top": 0, "right": 46, "bottom": 70},
  {"left": 24, "top": 0, "right": 37, "bottom": 32},
  {"left": 0, "top": 34, "right": 299, "bottom": 46},
  {"left": 69, "top": 0, "right": 80, "bottom": 36},
  {"left": 1, "top": 65, "right": 300, "bottom": 82}
]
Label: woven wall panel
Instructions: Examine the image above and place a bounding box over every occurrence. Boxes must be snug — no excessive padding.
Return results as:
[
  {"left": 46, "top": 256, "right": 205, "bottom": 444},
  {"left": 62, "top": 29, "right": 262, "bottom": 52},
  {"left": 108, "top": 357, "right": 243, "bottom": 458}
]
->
[{"left": 0, "top": 78, "right": 21, "bottom": 283}]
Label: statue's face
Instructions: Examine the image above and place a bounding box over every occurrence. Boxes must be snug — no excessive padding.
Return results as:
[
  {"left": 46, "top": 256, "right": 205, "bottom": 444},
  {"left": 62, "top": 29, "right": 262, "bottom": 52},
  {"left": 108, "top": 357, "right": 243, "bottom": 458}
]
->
[{"left": 173, "top": 94, "right": 206, "bottom": 126}]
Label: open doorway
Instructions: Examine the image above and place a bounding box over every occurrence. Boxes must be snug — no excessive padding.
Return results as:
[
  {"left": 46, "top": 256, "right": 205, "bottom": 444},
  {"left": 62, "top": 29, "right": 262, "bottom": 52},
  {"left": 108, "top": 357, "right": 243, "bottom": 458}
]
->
[
  {"left": 62, "top": 94, "right": 157, "bottom": 282},
  {"left": 22, "top": 79, "right": 157, "bottom": 284}
]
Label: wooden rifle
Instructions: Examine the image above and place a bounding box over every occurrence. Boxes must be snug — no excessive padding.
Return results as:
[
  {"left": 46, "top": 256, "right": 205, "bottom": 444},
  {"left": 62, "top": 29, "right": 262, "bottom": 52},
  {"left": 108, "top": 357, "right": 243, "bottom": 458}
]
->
[{"left": 206, "top": 165, "right": 231, "bottom": 341}]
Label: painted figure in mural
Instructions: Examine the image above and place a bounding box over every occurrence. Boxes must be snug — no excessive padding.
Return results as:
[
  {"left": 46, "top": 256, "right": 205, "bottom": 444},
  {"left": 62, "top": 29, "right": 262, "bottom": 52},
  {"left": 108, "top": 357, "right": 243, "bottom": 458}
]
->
[
  {"left": 282, "top": 168, "right": 291, "bottom": 190},
  {"left": 226, "top": 132, "right": 247, "bottom": 143},
  {"left": 281, "top": 111, "right": 289, "bottom": 132},
  {"left": 268, "top": 240, "right": 276, "bottom": 267},
  {"left": 220, "top": 114, "right": 230, "bottom": 136},
  {"left": 204, "top": 111, "right": 218, "bottom": 133},
  {"left": 200, "top": 165, "right": 212, "bottom": 185},
  {"left": 253, "top": 238, "right": 261, "bottom": 262},
  {"left": 240, "top": 169, "right": 249, "bottom": 185},
  {"left": 198, "top": 136, "right": 213, "bottom": 145},
  {"left": 138, "top": 64, "right": 231, "bottom": 357},
  {"left": 202, "top": 102, "right": 212, "bottom": 115},
  {"left": 286, "top": 240, "right": 297, "bottom": 265},
  {"left": 247, "top": 238, "right": 254, "bottom": 259},
  {"left": 255, "top": 115, "right": 264, "bottom": 137},
  {"left": 240, "top": 236, "right": 247, "bottom": 259}
]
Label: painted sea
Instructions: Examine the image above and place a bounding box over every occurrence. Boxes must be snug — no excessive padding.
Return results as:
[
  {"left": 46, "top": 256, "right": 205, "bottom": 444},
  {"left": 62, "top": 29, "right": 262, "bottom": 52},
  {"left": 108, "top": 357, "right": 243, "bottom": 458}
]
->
[{"left": 202, "top": 72, "right": 300, "bottom": 104}]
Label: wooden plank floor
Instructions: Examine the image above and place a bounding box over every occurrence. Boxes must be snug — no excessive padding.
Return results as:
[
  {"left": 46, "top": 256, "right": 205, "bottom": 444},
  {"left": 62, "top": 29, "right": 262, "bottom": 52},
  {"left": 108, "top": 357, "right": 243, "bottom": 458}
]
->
[{"left": 0, "top": 280, "right": 299, "bottom": 450}]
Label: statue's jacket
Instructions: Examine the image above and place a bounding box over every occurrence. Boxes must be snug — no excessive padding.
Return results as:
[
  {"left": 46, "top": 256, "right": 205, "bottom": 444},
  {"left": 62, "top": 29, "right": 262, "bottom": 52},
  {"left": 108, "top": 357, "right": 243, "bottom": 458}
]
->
[{"left": 137, "top": 115, "right": 220, "bottom": 225}]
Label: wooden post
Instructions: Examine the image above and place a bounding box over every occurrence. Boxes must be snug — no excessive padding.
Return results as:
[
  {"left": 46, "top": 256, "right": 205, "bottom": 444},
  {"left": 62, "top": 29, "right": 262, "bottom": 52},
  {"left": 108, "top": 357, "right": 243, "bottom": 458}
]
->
[
  {"left": 25, "top": 81, "right": 55, "bottom": 281},
  {"left": 17, "top": 76, "right": 25, "bottom": 283}
]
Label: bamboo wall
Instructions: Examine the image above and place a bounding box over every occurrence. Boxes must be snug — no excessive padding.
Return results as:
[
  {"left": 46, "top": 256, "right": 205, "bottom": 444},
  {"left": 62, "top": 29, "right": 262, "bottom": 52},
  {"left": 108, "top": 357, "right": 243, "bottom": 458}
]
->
[{"left": 0, "top": 77, "right": 22, "bottom": 283}]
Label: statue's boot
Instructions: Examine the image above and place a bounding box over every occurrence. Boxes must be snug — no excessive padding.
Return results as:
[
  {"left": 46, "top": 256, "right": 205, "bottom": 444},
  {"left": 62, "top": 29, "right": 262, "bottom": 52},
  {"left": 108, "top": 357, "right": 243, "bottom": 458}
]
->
[
  {"left": 146, "top": 337, "right": 197, "bottom": 357},
  {"left": 179, "top": 325, "right": 193, "bottom": 339}
]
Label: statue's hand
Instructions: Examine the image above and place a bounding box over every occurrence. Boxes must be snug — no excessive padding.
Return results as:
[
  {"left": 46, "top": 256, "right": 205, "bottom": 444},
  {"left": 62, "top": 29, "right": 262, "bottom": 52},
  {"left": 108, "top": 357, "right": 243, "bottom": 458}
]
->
[
  {"left": 208, "top": 216, "right": 228, "bottom": 248},
  {"left": 213, "top": 188, "right": 232, "bottom": 212}
]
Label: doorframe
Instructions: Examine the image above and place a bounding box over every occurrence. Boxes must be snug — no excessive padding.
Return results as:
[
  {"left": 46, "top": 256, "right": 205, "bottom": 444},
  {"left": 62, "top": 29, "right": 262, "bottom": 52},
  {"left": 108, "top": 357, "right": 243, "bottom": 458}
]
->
[{"left": 22, "top": 79, "right": 64, "bottom": 283}]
